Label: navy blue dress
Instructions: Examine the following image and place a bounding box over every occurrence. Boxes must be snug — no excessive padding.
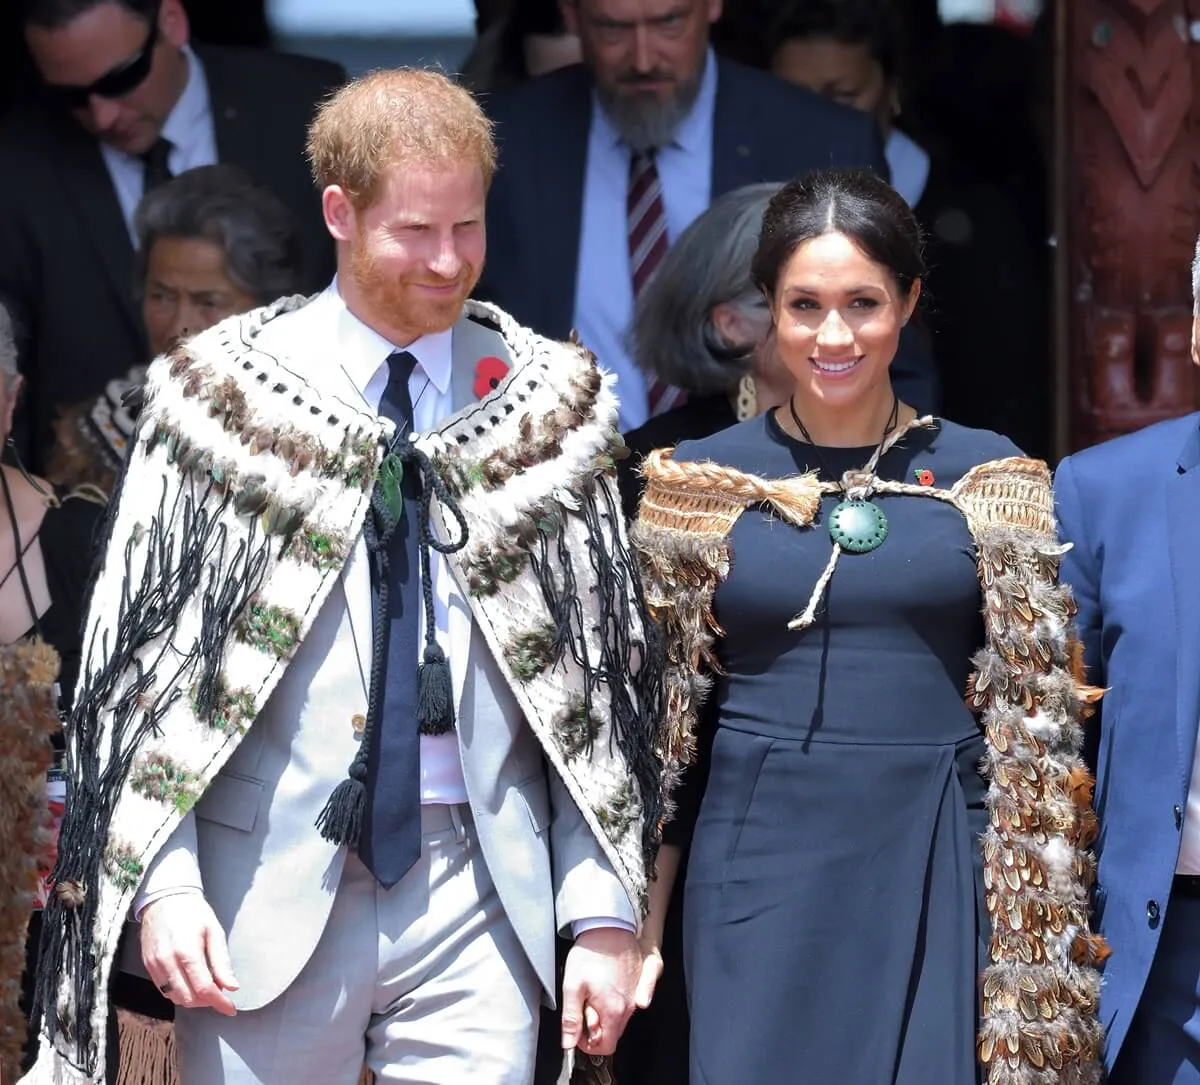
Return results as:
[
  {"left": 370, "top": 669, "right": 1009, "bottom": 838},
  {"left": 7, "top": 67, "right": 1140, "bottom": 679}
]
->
[{"left": 676, "top": 413, "right": 1020, "bottom": 1085}]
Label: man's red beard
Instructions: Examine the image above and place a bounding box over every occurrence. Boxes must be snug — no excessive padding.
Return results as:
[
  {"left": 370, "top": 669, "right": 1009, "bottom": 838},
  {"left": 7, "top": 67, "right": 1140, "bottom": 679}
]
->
[{"left": 349, "top": 241, "right": 481, "bottom": 340}]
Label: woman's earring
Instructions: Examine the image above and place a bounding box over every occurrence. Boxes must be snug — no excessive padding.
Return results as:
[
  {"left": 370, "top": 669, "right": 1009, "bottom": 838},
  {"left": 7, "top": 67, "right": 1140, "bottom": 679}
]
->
[{"left": 735, "top": 373, "right": 757, "bottom": 422}]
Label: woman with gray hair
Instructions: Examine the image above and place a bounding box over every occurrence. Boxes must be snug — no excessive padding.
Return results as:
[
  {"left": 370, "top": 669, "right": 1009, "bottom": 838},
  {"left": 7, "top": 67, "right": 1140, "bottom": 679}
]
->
[
  {"left": 47, "top": 165, "right": 302, "bottom": 494},
  {"left": 135, "top": 163, "right": 302, "bottom": 359},
  {"left": 617, "top": 182, "right": 790, "bottom": 518}
]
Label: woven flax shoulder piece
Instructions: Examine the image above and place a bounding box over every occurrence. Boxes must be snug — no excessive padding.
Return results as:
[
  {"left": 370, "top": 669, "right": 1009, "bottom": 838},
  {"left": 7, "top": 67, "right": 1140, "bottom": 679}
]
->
[{"left": 632, "top": 441, "right": 1109, "bottom": 1085}]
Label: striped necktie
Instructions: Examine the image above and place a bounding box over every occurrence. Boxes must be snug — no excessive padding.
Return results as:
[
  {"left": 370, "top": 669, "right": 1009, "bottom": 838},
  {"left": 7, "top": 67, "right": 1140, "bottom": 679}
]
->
[{"left": 628, "top": 149, "right": 687, "bottom": 417}]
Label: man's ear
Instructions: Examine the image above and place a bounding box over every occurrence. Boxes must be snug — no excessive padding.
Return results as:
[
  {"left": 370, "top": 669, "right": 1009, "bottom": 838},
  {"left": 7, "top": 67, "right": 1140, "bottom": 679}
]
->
[
  {"left": 322, "top": 186, "right": 357, "bottom": 243},
  {"left": 1191, "top": 315, "right": 1200, "bottom": 369},
  {"left": 559, "top": 0, "right": 581, "bottom": 37},
  {"left": 160, "top": 0, "right": 191, "bottom": 49}
]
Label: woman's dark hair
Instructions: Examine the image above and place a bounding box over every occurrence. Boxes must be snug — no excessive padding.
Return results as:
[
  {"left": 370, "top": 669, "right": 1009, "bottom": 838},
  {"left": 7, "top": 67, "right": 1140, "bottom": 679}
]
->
[
  {"left": 752, "top": 168, "right": 925, "bottom": 299},
  {"left": 767, "top": 0, "right": 903, "bottom": 81}
]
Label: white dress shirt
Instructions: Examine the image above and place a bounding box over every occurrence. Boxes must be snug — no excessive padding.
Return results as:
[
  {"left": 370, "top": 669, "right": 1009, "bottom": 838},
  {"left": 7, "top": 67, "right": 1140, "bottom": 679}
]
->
[
  {"left": 572, "top": 49, "right": 718, "bottom": 430},
  {"left": 100, "top": 44, "right": 218, "bottom": 242},
  {"left": 885, "top": 128, "right": 931, "bottom": 208},
  {"left": 1177, "top": 746, "right": 1200, "bottom": 874},
  {"left": 330, "top": 286, "right": 470, "bottom": 806}
]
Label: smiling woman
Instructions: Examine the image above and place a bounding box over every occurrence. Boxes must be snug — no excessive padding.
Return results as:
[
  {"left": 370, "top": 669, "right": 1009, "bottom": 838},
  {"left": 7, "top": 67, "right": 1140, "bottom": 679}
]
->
[
  {"left": 631, "top": 167, "right": 1105, "bottom": 1085},
  {"left": 752, "top": 169, "right": 922, "bottom": 446},
  {"left": 134, "top": 162, "right": 301, "bottom": 354}
]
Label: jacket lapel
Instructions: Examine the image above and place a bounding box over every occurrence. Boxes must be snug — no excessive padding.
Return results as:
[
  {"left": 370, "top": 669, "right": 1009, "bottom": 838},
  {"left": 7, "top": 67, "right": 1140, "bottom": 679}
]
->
[
  {"left": 444, "top": 315, "right": 516, "bottom": 712},
  {"left": 1168, "top": 420, "right": 1200, "bottom": 793},
  {"left": 710, "top": 58, "right": 756, "bottom": 198},
  {"left": 258, "top": 292, "right": 377, "bottom": 698},
  {"left": 56, "top": 123, "right": 144, "bottom": 344},
  {"left": 538, "top": 68, "right": 591, "bottom": 335},
  {"left": 202, "top": 46, "right": 261, "bottom": 174}
]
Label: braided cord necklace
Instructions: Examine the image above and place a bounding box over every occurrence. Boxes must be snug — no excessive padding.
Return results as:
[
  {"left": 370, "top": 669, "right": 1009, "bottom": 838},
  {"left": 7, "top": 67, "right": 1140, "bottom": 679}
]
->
[{"left": 787, "top": 393, "right": 899, "bottom": 554}]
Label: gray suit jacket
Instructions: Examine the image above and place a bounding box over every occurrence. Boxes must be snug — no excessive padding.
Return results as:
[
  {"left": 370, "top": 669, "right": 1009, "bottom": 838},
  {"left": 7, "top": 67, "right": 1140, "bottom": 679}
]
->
[{"left": 135, "top": 299, "right": 632, "bottom": 1010}]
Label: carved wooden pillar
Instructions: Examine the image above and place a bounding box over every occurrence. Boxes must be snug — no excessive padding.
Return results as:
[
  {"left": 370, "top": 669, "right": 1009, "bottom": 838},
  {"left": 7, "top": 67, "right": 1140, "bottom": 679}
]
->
[{"left": 1067, "top": 0, "right": 1200, "bottom": 449}]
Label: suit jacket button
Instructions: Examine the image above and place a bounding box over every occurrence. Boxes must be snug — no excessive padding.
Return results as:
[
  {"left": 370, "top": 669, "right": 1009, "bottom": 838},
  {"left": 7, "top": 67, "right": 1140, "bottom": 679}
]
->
[
  {"left": 1175, "top": 805, "right": 1184, "bottom": 829},
  {"left": 352, "top": 713, "right": 366, "bottom": 736},
  {"left": 1147, "top": 899, "right": 1161, "bottom": 924}
]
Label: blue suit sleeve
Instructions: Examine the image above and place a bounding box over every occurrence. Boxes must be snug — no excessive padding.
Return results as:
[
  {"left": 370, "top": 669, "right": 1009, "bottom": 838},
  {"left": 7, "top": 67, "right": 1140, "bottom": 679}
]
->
[{"left": 1054, "top": 455, "right": 1103, "bottom": 687}]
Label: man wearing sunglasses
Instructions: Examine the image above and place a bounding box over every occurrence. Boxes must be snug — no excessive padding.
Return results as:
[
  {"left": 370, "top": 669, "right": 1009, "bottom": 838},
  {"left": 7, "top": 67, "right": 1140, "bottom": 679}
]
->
[{"left": 0, "top": 0, "right": 344, "bottom": 473}]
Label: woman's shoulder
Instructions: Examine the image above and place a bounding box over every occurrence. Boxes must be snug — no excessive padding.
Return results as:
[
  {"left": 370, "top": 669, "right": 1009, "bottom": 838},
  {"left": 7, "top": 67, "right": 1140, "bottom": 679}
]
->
[
  {"left": 928, "top": 418, "right": 1027, "bottom": 462},
  {"left": 924, "top": 421, "right": 1055, "bottom": 534},
  {"left": 673, "top": 414, "right": 783, "bottom": 472},
  {"left": 919, "top": 420, "right": 1032, "bottom": 486},
  {"left": 887, "top": 419, "right": 1037, "bottom": 499}
]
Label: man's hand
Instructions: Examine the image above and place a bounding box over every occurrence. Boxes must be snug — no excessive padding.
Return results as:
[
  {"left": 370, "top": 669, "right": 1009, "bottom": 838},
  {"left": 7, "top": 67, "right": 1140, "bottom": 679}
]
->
[
  {"left": 141, "top": 895, "right": 240, "bottom": 1015},
  {"left": 561, "top": 927, "right": 642, "bottom": 1056}
]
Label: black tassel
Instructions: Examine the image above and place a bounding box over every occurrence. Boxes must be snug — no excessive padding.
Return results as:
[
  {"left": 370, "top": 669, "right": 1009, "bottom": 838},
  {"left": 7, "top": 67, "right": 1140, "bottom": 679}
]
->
[
  {"left": 417, "top": 642, "right": 454, "bottom": 734},
  {"left": 315, "top": 751, "right": 368, "bottom": 846}
]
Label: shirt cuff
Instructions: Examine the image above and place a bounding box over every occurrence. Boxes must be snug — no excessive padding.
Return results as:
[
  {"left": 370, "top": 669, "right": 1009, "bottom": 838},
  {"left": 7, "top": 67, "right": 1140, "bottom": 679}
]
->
[
  {"left": 132, "top": 885, "right": 204, "bottom": 922},
  {"left": 571, "top": 916, "right": 637, "bottom": 939}
]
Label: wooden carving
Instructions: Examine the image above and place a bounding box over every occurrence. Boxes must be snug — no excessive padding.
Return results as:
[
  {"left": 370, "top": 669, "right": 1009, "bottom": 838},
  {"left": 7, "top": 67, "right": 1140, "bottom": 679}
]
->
[{"left": 1069, "top": 0, "right": 1200, "bottom": 447}]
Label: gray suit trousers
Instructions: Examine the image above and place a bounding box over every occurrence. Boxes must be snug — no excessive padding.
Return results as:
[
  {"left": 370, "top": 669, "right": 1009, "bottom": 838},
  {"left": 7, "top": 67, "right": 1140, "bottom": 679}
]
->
[{"left": 175, "top": 804, "right": 541, "bottom": 1084}]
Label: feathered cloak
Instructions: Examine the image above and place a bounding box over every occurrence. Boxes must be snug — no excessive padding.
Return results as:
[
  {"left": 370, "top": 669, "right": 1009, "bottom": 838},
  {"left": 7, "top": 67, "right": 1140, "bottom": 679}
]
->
[
  {"left": 632, "top": 444, "right": 1108, "bottom": 1085},
  {"left": 23, "top": 298, "right": 663, "bottom": 1083}
]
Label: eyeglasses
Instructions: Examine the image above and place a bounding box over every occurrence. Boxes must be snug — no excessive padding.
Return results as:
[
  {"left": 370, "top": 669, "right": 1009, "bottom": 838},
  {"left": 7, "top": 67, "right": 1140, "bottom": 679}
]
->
[{"left": 42, "top": 14, "right": 160, "bottom": 111}]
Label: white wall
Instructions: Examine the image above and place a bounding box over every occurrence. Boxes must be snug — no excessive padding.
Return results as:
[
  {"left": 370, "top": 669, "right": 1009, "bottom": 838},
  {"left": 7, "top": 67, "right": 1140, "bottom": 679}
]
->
[{"left": 267, "top": 0, "right": 476, "bottom": 37}]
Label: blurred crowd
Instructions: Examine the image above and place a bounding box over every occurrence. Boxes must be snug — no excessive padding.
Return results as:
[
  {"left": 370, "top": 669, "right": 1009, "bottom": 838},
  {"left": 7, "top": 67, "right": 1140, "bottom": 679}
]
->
[{"left": 0, "top": 0, "right": 1054, "bottom": 1082}]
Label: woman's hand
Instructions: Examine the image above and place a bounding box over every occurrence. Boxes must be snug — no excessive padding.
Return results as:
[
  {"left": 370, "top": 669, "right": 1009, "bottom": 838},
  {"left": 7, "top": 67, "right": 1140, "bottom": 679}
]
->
[{"left": 635, "top": 939, "right": 664, "bottom": 1009}]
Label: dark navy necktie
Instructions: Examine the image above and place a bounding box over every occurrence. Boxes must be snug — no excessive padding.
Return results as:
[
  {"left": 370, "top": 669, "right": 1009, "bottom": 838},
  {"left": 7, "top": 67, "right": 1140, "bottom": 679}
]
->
[
  {"left": 140, "top": 137, "right": 174, "bottom": 194},
  {"left": 358, "top": 350, "right": 424, "bottom": 888}
]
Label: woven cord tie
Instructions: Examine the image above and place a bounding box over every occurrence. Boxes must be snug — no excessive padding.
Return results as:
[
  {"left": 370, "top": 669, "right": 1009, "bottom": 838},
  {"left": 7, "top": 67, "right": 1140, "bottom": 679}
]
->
[{"left": 315, "top": 433, "right": 469, "bottom": 849}]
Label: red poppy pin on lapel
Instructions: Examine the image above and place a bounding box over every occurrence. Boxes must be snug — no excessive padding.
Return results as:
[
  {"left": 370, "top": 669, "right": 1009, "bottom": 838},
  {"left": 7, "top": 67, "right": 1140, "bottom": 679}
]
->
[{"left": 474, "top": 355, "right": 509, "bottom": 399}]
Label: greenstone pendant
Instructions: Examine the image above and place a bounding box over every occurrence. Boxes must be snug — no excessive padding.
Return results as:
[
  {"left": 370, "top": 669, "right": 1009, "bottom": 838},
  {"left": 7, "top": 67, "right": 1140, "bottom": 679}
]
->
[
  {"left": 829, "top": 499, "right": 888, "bottom": 554},
  {"left": 377, "top": 453, "right": 405, "bottom": 528}
]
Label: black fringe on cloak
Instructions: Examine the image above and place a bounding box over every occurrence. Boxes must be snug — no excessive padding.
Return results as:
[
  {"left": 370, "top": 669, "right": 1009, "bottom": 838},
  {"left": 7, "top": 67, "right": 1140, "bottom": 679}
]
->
[
  {"left": 33, "top": 473, "right": 271, "bottom": 1074},
  {"left": 525, "top": 474, "right": 666, "bottom": 868}
]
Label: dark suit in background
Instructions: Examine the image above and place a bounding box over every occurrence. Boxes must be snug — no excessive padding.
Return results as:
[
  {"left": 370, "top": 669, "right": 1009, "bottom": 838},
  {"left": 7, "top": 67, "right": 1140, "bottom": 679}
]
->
[
  {"left": 478, "top": 58, "right": 939, "bottom": 415},
  {"left": 0, "top": 44, "right": 344, "bottom": 469},
  {"left": 1055, "top": 414, "right": 1200, "bottom": 1083}
]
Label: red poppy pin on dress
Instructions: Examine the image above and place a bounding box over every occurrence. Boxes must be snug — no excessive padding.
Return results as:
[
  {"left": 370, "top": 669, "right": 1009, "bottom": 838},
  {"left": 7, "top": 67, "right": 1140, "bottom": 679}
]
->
[
  {"left": 914, "top": 468, "right": 935, "bottom": 487},
  {"left": 474, "top": 355, "right": 509, "bottom": 399}
]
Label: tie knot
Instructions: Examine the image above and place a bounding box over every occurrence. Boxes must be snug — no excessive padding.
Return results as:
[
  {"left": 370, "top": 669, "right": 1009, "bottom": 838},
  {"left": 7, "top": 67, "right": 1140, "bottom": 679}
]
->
[
  {"left": 387, "top": 350, "right": 418, "bottom": 386},
  {"left": 140, "top": 136, "right": 172, "bottom": 162},
  {"left": 630, "top": 148, "right": 658, "bottom": 173},
  {"left": 140, "top": 137, "right": 174, "bottom": 192}
]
